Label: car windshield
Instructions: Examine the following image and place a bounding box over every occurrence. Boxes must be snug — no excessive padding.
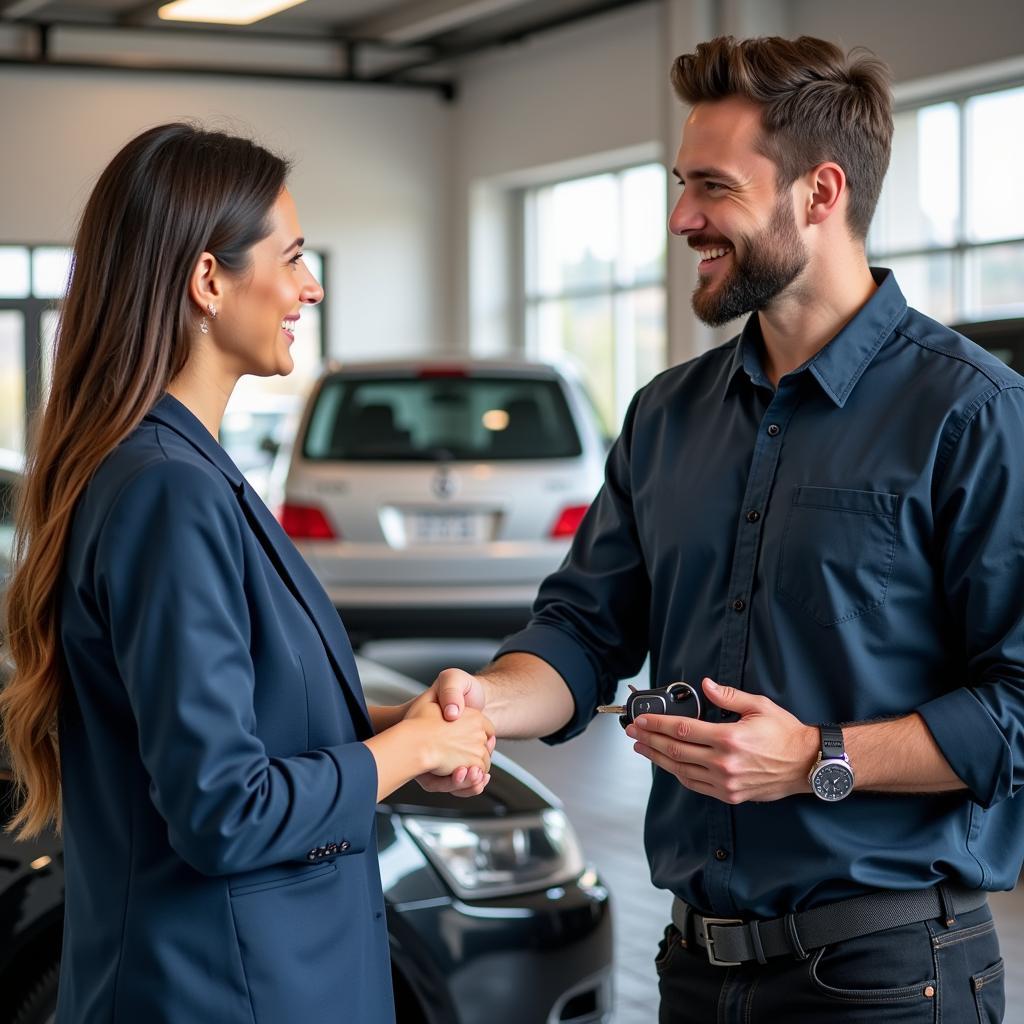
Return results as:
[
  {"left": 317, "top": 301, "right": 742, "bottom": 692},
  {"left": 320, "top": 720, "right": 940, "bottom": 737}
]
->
[{"left": 303, "top": 375, "right": 583, "bottom": 461}]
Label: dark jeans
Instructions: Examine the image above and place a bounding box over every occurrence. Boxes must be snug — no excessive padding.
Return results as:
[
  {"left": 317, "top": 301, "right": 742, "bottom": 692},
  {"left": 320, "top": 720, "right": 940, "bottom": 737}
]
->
[{"left": 656, "top": 903, "right": 1004, "bottom": 1023}]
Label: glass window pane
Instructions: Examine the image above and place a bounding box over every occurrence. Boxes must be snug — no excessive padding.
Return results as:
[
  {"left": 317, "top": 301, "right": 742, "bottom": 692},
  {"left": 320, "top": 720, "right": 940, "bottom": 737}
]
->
[
  {"left": 869, "top": 103, "right": 959, "bottom": 253},
  {"left": 963, "top": 242, "right": 1024, "bottom": 320},
  {"left": 304, "top": 376, "right": 581, "bottom": 462},
  {"left": 616, "top": 287, "right": 666, "bottom": 410},
  {"left": 885, "top": 253, "right": 956, "bottom": 324},
  {"left": 32, "top": 247, "right": 73, "bottom": 299},
  {"left": 966, "top": 86, "right": 1024, "bottom": 242},
  {"left": 620, "top": 164, "right": 667, "bottom": 286},
  {"left": 529, "top": 295, "right": 614, "bottom": 431},
  {"left": 40, "top": 308, "right": 59, "bottom": 407},
  {"left": 529, "top": 175, "right": 617, "bottom": 297},
  {"left": 0, "top": 247, "right": 30, "bottom": 299},
  {"left": 0, "top": 311, "right": 26, "bottom": 452}
]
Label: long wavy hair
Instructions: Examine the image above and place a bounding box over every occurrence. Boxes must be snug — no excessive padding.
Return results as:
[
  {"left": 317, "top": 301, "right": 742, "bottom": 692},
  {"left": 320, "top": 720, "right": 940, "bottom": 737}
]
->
[{"left": 1, "top": 123, "right": 289, "bottom": 838}]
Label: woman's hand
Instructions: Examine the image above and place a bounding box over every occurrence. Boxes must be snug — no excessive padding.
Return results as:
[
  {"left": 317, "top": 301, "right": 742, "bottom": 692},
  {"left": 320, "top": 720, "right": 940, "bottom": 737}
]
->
[{"left": 405, "top": 697, "right": 496, "bottom": 778}]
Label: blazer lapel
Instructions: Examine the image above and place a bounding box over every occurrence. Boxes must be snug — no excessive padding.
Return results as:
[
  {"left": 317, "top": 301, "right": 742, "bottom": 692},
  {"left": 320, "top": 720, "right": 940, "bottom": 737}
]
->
[
  {"left": 145, "top": 395, "right": 372, "bottom": 735},
  {"left": 236, "top": 482, "right": 371, "bottom": 732}
]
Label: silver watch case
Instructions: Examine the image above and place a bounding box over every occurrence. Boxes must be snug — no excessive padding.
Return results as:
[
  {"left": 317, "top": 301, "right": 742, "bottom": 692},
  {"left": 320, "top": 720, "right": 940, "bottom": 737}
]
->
[{"left": 808, "top": 756, "right": 855, "bottom": 802}]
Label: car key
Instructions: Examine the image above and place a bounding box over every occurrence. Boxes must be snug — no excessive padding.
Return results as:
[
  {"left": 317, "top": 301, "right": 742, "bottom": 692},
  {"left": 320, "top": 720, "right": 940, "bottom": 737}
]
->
[{"left": 597, "top": 681, "right": 701, "bottom": 728}]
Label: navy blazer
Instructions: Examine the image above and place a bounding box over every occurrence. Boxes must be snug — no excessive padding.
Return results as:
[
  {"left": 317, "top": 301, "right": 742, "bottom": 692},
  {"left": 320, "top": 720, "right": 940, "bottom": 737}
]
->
[{"left": 56, "top": 394, "right": 395, "bottom": 1023}]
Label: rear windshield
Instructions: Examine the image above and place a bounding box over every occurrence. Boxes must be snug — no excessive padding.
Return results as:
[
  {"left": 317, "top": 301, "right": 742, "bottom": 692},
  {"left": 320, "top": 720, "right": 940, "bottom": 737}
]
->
[{"left": 303, "top": 375, "right": 583, "bottom": 461}]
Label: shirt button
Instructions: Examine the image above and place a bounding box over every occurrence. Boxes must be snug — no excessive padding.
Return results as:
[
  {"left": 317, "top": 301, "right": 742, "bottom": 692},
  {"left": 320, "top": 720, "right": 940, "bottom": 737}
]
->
[
  {"left": 732, "top": 599, "right": 745, "bottom": 612},
  {"left": 714, "top": 848, "right": 729, "bottom": 861},
  {"left": 767, "top": 424, "right": 780, "bottom": 436},
  {"left": 746, "top": 509, "right": 760, "bottom": 523}
]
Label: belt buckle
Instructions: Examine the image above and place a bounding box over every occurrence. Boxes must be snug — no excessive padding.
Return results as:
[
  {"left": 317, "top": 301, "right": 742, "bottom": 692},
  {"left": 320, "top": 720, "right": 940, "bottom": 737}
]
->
[{"left": 700, "top": 916, "right": 743, "bottom": 967}]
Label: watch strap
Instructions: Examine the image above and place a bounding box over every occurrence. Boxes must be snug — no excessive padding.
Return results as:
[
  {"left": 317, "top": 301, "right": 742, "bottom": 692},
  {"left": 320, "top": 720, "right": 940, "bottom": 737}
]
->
[{"left": 820, "top": 725, "right": 845, "bottom": 760}]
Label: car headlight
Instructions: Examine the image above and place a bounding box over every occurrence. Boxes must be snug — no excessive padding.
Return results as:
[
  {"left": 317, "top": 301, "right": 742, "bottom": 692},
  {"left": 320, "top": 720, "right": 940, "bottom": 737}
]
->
[{"left": 403, "top": 808, "right": 585, "bottom": 900}]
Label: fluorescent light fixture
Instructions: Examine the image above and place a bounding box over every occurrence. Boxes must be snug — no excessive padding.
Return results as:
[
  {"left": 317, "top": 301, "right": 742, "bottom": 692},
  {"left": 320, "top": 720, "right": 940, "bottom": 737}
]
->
[{"left": 158, "top": 0, "right": 309, "bottom": 26}]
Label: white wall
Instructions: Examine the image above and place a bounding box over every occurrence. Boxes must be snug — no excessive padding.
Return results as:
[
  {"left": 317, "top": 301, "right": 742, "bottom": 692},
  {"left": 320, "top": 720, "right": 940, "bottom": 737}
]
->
[
  {"left": 450, "top": 3, "right": 665, "bottom": 355},
  {"left": 0, "top": 66, "right": 453, "bottom": 361},
  {"left": 449, "top": 0, "right": 1024, "bottom": 365}
]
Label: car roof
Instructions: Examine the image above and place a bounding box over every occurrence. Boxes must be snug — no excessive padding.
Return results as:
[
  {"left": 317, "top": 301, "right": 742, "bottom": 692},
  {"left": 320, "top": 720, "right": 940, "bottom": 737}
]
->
[{"left": 321, "top": 357, "right": 569, "bottom": 381}]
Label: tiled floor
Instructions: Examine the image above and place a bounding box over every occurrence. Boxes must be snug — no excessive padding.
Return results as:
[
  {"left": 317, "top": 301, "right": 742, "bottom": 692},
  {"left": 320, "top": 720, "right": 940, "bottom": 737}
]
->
[{"left": 366, "top": 640, "right": 1024, "bottom": 1023}]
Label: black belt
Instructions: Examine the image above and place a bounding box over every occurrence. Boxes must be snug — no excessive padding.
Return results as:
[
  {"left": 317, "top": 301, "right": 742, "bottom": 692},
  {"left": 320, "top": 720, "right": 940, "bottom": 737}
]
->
[{"left": 671, "top": 884, "right": 988, "bottom": 967}]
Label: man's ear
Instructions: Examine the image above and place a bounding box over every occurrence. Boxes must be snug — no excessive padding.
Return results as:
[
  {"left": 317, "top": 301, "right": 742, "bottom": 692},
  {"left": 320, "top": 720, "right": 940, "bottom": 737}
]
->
[
  {"left": 806, "top": 162, "right": 846, "bottom": 226},
  {"left": 188, "top": 252, "right": 223, "bottom": 313}
]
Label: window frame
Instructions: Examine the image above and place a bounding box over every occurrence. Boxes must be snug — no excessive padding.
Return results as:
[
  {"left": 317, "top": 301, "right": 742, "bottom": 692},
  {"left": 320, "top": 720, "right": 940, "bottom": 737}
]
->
[
  {"left": 868, "top": 76, "right": 1024, "bottom": 321},
  {"left": 0, "top": 243, "right": 329, "bottom": 452},
  {"left": 518, "top": 161, "right": 668, "bottom": 430}
]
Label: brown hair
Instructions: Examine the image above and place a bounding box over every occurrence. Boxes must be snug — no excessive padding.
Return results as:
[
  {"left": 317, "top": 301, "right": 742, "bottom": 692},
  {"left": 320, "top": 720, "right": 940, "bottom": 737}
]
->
[
  {"left": 671, "top": 35, "right": 893, "bottom": 239},
  {"left": 1, "top": 123, "right": 289, "bottom": 838}
]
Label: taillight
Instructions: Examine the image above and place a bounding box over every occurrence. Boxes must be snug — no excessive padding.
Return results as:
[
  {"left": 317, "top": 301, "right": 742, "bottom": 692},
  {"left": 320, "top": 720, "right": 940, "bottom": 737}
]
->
[
  {"left": 278, "top": 503, "right": 338, "bottom": 540},
  {"left": 550, "top": 504, "right": 589, "bottom": 538}
]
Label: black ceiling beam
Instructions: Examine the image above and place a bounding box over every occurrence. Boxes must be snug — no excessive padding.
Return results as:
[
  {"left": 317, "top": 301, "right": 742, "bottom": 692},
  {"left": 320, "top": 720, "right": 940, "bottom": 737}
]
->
[
  {"left": 3, "top": 25, "right": 456, "bottom": 99},
  {"left": 370, "top": 0, "right": 652, "bottom": 82}
]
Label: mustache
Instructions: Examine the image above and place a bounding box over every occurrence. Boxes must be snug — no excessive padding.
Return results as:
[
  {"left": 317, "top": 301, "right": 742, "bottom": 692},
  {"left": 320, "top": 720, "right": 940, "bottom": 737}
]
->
[{"left": 688, "top": 236, "right": 733, "bottom": 250}]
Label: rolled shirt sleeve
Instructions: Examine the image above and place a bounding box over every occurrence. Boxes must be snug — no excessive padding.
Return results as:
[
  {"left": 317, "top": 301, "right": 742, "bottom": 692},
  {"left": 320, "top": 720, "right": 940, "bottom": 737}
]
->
[
  {"left": 497, "top": 392, "right": 652, "bottom": 743},
  {"left": 94, "top": 458, "right": 379, "bottom": 875},
  {"left": 917, "top": 385, "right": 1024, "bottom": 808}
]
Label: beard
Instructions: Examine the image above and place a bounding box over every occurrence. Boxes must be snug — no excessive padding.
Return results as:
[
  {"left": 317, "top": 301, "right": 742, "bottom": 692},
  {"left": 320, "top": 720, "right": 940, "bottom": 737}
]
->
[{"left": 691, "top": 193, "right": 809, "bottom": 327}]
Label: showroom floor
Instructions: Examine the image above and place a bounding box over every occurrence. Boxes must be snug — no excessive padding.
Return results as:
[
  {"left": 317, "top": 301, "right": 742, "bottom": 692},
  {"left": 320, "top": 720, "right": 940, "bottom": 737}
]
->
[{"left": 365, "top": 640, "right": 1024, "bottom": 1024}]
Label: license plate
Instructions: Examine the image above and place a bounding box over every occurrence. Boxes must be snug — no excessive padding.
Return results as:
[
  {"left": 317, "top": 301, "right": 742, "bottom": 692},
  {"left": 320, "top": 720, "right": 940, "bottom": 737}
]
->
[{"left": 408, "top": 512, "right": 488, "bottom": 544}]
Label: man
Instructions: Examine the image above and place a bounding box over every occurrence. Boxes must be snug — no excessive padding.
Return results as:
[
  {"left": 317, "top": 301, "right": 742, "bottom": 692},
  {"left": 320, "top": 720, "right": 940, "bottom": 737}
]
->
[{"left": 428, "top": 35, "right": 1019, "bottom": 1019}]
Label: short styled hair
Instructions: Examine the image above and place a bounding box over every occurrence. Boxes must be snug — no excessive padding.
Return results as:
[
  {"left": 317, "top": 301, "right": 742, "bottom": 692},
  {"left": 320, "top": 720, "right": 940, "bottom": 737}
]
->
[{"left": 671, "top": 35, "right": 893, "bottom": 240}]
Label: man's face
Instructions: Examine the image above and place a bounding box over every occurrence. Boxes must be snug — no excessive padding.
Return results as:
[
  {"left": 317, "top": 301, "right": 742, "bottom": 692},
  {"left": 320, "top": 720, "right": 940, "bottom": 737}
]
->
[{"left": 669, "top": 96, "right": 809, "bottom": 326}]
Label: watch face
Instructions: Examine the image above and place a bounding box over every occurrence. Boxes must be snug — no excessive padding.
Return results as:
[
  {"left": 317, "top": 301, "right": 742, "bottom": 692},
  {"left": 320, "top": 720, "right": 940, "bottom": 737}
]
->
[{"left": 812, "top": 761, "right": 854, "bottom": 802}]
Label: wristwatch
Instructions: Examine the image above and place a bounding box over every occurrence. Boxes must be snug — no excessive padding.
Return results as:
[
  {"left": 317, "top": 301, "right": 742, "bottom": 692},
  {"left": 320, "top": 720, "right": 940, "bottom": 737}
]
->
[{"left": 808, "top": 725, "right": 855, "bottom": 802}]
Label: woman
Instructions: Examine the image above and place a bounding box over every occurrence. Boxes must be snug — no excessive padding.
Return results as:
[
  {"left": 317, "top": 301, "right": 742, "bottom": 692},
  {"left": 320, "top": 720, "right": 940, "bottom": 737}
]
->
[{"left": 0, "top": 123, "right": 495, "bottom": 1023}]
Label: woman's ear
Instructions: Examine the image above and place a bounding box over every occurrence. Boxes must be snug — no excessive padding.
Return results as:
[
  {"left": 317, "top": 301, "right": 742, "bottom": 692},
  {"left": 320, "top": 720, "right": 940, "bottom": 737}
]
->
[{"left": 188, "top": 252, "right": 223, "bottom": 314}]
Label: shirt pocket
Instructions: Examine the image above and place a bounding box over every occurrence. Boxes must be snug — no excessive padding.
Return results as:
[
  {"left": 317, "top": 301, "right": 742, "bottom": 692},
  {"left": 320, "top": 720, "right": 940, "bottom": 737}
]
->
[{"left": 777, "top": 485, "right": 900, "bottom": 627}]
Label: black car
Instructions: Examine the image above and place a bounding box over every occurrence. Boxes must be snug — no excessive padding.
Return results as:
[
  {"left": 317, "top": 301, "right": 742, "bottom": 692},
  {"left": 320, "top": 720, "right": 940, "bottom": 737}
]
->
[{"left": 0, "top": 660, "right": 612, "bottom": 1024}]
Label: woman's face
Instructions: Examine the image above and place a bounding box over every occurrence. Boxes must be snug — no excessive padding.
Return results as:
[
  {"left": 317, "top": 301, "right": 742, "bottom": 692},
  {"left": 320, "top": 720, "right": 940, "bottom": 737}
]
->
[{"left": 216, "top": 188, "right": 324, "bottom": 379}]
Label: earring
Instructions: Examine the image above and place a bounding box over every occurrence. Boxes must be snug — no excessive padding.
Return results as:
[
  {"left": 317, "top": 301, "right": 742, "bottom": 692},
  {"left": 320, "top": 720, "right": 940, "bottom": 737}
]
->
[
  {"left": 199, "top": 316, "right": 209, "bottom": 335},
  {"left": 207, "top": 303, "right": 218, "bottom": 319}
]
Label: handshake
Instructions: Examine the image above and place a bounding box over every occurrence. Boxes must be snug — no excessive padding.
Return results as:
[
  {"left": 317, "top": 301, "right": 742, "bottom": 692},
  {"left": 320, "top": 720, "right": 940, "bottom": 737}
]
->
[{"left": 401, "top": 668, "right": 495, "bottom": 798}]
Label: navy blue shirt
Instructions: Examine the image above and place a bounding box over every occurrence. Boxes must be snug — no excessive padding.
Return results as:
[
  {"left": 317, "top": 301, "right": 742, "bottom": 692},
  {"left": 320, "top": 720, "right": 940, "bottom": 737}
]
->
[{"left": 498, "top": 270, "right": 1024, "bottom": 918}]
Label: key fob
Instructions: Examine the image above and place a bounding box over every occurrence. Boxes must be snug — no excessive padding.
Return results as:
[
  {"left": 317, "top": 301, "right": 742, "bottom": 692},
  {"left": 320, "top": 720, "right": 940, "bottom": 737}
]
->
[{"left": 622, "top": 682, "right": 701, "bottom": 727}]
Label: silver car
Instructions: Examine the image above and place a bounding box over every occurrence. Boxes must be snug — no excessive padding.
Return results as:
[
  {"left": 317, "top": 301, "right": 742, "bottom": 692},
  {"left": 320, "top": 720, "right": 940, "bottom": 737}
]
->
[{"left": 279, "top": 359, "right": 607, "bottom": 641}]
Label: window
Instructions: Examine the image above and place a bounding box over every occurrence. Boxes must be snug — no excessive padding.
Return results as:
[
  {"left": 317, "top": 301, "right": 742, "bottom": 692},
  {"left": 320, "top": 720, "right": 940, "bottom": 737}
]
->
[
  {"left": 523, "top": 164, "right": 667, "bottom": 433},
  {"left": 869, "top": 83, "right": 1024, "bottom": 324},
  {"left": 0, "top": 245, "right": 327, "bottom": 459}
]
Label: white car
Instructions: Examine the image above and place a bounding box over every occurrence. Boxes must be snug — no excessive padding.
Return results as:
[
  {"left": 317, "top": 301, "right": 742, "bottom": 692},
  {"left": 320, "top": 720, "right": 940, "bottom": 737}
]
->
[{"left": 278, "top": 359, "right": 608, "bottom": 642}]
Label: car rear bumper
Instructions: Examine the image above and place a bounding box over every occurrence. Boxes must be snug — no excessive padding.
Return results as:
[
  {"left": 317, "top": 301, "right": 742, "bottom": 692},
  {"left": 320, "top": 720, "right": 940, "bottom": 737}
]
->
[{"left": 337, "top": 601, "right": 533, "bottom": 642}]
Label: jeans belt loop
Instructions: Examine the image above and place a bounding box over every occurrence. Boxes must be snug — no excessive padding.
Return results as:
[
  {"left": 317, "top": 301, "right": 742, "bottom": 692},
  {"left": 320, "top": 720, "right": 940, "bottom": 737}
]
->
[
  {"left": 784, "top": 911, "right": 809, "bottom": 960},
  {"left": 746, "top": 919, "right": 768, "bottom": 965}
]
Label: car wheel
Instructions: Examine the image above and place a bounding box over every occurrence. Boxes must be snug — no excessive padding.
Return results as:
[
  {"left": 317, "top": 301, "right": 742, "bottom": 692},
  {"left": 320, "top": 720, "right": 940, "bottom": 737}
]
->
[{"left": 12, "top": 960, "right": 58, "bottom": 1024}]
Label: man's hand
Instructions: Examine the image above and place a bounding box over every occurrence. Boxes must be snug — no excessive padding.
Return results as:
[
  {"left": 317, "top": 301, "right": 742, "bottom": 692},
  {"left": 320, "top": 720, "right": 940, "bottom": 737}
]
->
[
  {"left": 625, "top": 677, "right": 819, "bottom": 803},
  {"left": 410, "top": 669, "right": 492, "bottom": 797}
]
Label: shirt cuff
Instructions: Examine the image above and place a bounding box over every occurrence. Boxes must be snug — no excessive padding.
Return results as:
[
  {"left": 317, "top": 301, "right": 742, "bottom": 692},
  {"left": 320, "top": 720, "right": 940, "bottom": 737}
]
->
[
  {"left": 916, "top": 688, "right": 1012, "bottom": 808},
  {"left": 495, "top": 623, "right": 602, "bottom": 744}
]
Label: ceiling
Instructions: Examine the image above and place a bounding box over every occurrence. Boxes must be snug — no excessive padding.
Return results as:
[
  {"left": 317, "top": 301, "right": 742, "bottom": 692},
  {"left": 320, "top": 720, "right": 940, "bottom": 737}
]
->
[{"left": 0, "top": 0, "right": 651, "bottom": 96}]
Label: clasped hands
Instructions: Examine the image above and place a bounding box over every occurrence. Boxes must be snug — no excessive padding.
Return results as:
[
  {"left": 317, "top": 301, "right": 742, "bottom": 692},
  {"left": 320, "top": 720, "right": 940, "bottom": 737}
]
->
[{"left": 414, "top": 670, "right": 820, "bottom": 803}]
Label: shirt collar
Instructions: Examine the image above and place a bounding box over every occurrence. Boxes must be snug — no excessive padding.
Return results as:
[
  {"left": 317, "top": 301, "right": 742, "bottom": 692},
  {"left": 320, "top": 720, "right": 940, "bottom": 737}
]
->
[
  {"left": 723, "top": 268, "right": 907, "bottom": 407},
  {"left": 145, "top": 392, "right": 245, "bottom": 490}
]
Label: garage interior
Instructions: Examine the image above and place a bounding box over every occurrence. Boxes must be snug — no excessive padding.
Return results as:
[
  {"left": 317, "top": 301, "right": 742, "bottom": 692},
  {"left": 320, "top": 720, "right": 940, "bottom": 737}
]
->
[{"left": 2, "top": 1, "right": 1024, "bottom": 1022}]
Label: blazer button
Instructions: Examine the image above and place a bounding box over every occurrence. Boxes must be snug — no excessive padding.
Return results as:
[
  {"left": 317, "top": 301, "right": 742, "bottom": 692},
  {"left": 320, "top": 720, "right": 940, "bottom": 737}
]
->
[
  {"left": 339, "top": 840, "right": 351, "bottom": 852},
  {"left": 327, "top": 843, "right": 338, "bottom": 854}
]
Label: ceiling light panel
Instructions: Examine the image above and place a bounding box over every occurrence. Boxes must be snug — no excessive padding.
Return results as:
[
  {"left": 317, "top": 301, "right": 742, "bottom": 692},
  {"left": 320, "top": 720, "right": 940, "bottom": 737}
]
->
[{"left": 158, "top": 0, "right": 310, "bottom": 26}]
